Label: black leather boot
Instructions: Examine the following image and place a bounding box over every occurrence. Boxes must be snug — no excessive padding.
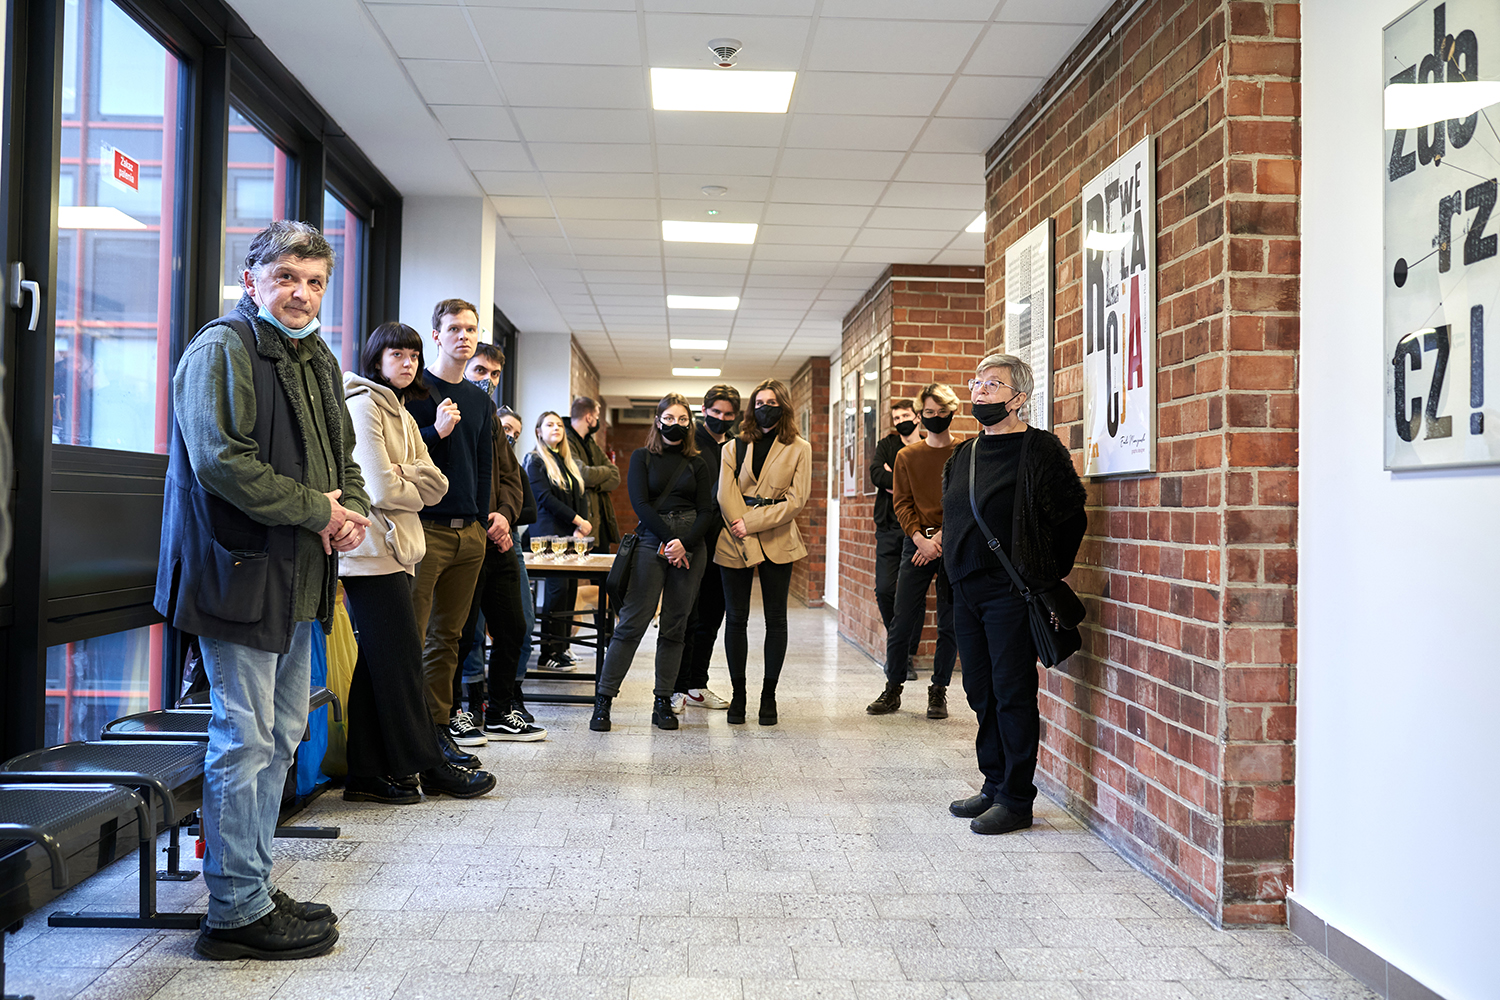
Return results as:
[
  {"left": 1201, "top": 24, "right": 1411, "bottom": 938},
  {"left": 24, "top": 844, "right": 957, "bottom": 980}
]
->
[
  {"left": 758, "top": 689, "right": 778, "bottom": 726},
  {"left": 927, "top": 684, "right": 948, "bottom": 719},
  {"left": 420, "top": 762, "right": 497, "bottom": 799},
  {"left": 589, "top": 694, "right": 612, "bottom": 732},
  {"left": 651, "top": 696, "right": 679, "bottom": 730},
  {"left": 866, "top": 681, "right": 903, "bottom": 715},
  {"left": 435, "top": 724, "right": 480, "bottom": 769},
  {"left": 727, "top": 661, "right": 747, "bottom": 724}
]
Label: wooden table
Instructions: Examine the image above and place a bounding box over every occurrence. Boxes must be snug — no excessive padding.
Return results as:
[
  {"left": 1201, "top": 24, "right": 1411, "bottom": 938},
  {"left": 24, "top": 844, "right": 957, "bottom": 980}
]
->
[{"left": 522, "top": 551, "right": 616, "bottom": 705}]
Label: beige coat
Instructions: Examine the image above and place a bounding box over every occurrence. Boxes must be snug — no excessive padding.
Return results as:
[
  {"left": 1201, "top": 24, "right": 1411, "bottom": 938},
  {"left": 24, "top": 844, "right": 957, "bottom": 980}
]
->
[
  {"left": 714, "top": 434, "right": 812, "bottom": 568},
  {"left": 339, "top": 373, "right": 449, "bottom": 577}
]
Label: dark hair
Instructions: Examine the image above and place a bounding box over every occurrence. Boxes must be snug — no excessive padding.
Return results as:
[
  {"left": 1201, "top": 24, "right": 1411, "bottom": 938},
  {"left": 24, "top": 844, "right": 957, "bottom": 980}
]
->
[
  {"left": 432, "top": 297, "right": 478, "bottom": 332},
  {"left": 703, "top": 384, "right": 741, "bottom": 413},
  {"left": 644, "top": 393, "right": 699, "bottom": 458},
  {"left": 360, "top": 321, "right": 429, "bottom": 401},
  {"left": 472, "top": 342, "right": 505, "bottom": 367},
  {"left": 243, "top": 220, "right": 335, "bottom": 278},
  {"left": 890, "top": 398, "right": 916, "bottom": 414},
  {"left": 570, "top": 395, "right": 599, "bottom": 421},
  {"left": 497, "top": 404, "right": 520, "bottom": 422},
  {"left": 739, "top": 378, "right": 799, "bottom": 445}
]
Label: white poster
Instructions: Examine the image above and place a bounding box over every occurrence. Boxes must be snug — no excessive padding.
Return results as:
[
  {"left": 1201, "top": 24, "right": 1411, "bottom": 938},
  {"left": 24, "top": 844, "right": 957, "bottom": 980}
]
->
[
  {"left": 1003, "top": 218, "right": 1054, "bottom": 431},
  {"left": 1082, "top": 136, "right": 1156, "bottom": 476},
  {"left": 1384, "top": 0, "right": 1500, "bottom": 469}
]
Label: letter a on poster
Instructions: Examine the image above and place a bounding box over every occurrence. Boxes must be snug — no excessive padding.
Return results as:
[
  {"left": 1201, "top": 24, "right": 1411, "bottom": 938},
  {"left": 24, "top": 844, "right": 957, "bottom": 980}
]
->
[{"left": 1082, "top": 136, "right": 1156, "bottom": 476}]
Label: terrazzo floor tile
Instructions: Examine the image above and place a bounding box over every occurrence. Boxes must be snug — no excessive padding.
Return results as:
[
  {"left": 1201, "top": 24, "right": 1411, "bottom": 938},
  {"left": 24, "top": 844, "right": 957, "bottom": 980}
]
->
[{"left": 8, "top": 602, "right": 1382, "bottom": 1000}]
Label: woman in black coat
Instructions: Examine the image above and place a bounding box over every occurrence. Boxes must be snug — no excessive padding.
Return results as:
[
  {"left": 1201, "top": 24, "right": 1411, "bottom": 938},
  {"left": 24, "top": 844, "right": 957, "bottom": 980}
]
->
[
  {"left": 941, "top": 353, "right": 1087, "bottom": 836},
  {"left": 522, "top": 410, "right": 592, "bottom": 671}
]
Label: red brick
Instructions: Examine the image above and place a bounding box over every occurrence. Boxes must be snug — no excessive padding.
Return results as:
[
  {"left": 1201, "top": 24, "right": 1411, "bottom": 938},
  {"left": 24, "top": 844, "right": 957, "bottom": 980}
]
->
[
  {"left": 1227, "top": 41, "right": 1299, "bottom": 77},
  {"left": 1256, "top": 159, "right": 1300, "bottom": 194},
  {"left": 1229, "top": 3, "right": 1270, "bottom": 37}
]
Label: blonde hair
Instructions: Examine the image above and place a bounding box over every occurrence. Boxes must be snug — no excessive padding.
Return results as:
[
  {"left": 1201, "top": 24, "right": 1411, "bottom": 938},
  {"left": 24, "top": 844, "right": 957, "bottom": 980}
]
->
[
  {"left": 531, "top": 410, "right": 582, "bottom": 490},
  {"left": 919, "top": 382, "right": 961, "bottom": 412}
]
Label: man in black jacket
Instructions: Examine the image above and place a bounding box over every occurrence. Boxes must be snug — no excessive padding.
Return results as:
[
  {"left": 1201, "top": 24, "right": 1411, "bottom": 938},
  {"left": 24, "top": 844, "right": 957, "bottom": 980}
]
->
[
  {"left": 674, "top": 384, "right": 741, "bottom": 712},
  {"left": 870, "top": 398, "right": 923, "bottom": 677}
]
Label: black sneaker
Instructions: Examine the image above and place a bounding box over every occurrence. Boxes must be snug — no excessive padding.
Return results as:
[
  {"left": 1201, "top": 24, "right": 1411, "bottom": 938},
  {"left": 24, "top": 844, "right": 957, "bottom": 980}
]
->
[
  {"left": 447, "top": 710, "right": 488, "bottom": 747},
  {"left": 270, "top": 888, "right": 338, "bottom": 925},
  {"left": 484, "top": 710, "right": 547, "bottom": 741},
  {"left": 435, "top": 724, "right": 481, "bottom": 769},
  {"left": 194, "top": 910, "right": 338, "bottom": 961},
  {"left": 513, "top": 689, "right": 535, "bottom": 723}
]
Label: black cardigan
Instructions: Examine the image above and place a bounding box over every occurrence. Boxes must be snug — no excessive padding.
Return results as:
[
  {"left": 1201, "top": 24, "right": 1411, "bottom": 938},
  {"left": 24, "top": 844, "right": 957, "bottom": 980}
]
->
[{"left": 942, "top": 425, "right": 1087, "bottom": 586}]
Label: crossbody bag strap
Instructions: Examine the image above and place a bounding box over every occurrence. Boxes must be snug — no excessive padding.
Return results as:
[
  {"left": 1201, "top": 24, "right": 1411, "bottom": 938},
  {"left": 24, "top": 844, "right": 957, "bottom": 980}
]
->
[
  {"left": 968, "top": 438, "right": 1031, "bottom": 598},
  {"left": 648, "top": 454, "right": 692, "bottom": 514}
]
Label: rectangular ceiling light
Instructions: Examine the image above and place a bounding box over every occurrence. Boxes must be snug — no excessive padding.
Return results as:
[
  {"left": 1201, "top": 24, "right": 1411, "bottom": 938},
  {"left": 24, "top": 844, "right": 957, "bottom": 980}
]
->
[
  {"left": 57, "top": 206, "right": 146, "bottom": 230},
  {"left": 667, "top": 295, "right": 739, "bottom": 311},
  {"left": 673, "top": 367, "right": 722, "bottom": 377},
  {"left": 651, "top": 67, "right": 796, "bottom": 114},
  {"left": 966, "top": 212, "right": 986, "bottom": 233},
  {"left": 663, "top": 220, "right": 758, "bottom": 244},
  {"left": 670, "top": 338, "right": 729, "bottom": 350}
]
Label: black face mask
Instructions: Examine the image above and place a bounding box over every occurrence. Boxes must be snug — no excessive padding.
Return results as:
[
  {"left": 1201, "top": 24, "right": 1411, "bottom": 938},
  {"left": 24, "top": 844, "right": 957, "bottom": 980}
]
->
[
  {"left": 659, "top": 422, "right": 689, "bottom": 444},
  {"left": 754, "top": 405, "right": 782, "bottom": 429},
  {"left": 920, "top": 413, "right": 953, "bottom": 434},
  {"left": 972, "top": 396, "right": 1015, "bottom": 427},
  {"left": 704, "top": 414, "right": 734, "bottom": 436},
  {"left": 895, "top": 419, "right": 917, "bottom": 437}
]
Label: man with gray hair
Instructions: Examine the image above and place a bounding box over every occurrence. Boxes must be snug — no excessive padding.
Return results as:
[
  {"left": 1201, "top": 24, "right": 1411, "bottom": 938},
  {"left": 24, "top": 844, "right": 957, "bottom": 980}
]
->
[{"left": 156, "top": 220, "right": 370, "bottom": 960}]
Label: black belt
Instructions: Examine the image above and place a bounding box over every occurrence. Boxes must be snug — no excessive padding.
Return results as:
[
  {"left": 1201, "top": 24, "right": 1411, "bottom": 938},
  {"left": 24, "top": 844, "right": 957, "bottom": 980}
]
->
[
  {"left": 742, "top": 496, "right": 786, "bottom": 508},
  {"left": 921, "top": 526, "right": 940, "bottom": 538}
]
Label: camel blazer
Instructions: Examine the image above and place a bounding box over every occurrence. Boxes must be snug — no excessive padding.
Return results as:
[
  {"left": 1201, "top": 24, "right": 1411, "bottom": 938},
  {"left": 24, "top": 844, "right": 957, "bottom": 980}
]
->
[{"left": 714, "top": 433, "right": 813, "bottom": 569}]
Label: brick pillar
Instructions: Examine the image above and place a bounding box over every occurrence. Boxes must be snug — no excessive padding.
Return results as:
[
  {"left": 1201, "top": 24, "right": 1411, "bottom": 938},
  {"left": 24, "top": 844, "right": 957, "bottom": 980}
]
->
[{"left": 790, "top": 356, "right": 830, "bottom": 608}]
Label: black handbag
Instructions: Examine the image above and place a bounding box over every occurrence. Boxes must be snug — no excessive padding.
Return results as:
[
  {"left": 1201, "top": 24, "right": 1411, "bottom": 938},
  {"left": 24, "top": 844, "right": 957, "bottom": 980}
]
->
[
  {"left": 604, "top": 455, "right": 692, "bottom": 605},
  {"left": 967, "top": 439, "right": 1085, "bottom": 668}
]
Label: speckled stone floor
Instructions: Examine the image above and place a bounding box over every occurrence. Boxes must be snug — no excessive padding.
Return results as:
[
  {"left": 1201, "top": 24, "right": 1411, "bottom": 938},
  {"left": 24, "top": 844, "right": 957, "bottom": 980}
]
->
[{"left": 7, "top": 601, "right": 1373, "bottom": 1000}]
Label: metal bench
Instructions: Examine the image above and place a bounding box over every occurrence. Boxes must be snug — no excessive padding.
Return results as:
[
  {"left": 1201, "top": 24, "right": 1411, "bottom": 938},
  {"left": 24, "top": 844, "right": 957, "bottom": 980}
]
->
[
  {"left": 0, "top": 783, "right": 150, "bottom": 1000},
  {"left": 0, "top": 742, "right": 207, "bottom": 931}
]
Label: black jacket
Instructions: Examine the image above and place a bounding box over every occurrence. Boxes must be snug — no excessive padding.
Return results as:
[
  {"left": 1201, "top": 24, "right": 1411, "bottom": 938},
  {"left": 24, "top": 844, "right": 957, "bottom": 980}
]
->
[
  {"left": 871, "top": 432, "right": 906, "bottom": 532},
  {"left": 694, "top": 419, "right": 728, "bottom": 547},
  {"left": 523, "top": 450, "right": 586, "bottom": 538}
]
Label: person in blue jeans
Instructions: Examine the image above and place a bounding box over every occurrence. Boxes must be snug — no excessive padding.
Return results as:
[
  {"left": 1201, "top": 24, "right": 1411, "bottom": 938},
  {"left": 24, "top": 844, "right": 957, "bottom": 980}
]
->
[{"left": 154, "top": 221, "right": 370, "bottom": 960}]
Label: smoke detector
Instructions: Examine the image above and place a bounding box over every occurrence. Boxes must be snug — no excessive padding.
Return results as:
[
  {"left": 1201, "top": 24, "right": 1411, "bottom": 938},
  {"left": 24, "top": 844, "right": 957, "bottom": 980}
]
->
[
  {"left": 701, "top": 185, "right": 728, "bottom": 197},
  {"left": 708, "top": 38, "right": 742, "bottom": 68}
]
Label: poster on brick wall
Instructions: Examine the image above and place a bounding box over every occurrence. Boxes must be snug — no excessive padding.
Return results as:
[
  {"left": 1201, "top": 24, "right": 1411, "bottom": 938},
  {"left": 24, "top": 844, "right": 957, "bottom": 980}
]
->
[
  {"left": 1383, "top": 0, "right": 1500, "bottom": 469},
  {"left": 842, "top": 370, "right": 858, "bottom": 496},
  {"left": 1003, "top": 217, "right": 1054, "bottom": 431},
  {"left": 1082, "top": 135, "right": 1157, "bottom": 476}
]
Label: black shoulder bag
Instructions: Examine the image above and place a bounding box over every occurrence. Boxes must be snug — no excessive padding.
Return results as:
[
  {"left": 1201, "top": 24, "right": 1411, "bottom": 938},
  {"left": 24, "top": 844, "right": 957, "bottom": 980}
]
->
[
  {"left": 605, "top": 455, "right": 692, "bottom": 605},
  {"left": 967, "top": 439, "right": 1086, "bottom": 668}
]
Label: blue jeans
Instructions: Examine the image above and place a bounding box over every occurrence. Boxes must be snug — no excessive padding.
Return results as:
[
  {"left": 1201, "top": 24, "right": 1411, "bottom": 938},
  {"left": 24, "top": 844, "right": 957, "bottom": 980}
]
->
[{"left": 200, "top": 622, "right": 314, "bottom": 929}]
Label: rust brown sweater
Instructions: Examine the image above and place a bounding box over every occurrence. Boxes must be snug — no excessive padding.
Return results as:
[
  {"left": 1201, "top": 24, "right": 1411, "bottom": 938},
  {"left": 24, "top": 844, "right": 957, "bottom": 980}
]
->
[{"left": 892, "top": 440, "right": 956, "bottom": 539}]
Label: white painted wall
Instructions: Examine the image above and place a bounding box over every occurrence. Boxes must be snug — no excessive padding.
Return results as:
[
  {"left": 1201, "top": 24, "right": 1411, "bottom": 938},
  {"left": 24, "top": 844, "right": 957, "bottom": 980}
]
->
[
  {"left": 515, "top": 330, "right": 573, "bottom": 449},
  {"left": 399, "top": 196, "right": 496, "bottom": 341},
  {"left": 1300, "top": 4, "right": 1500, "bottom": 997}
]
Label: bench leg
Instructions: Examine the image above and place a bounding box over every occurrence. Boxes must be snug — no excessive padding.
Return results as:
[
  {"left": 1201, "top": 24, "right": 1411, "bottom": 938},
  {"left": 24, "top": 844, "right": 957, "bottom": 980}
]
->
[{"left": 157, "top": 823, "right": 199, "bottom": 882}]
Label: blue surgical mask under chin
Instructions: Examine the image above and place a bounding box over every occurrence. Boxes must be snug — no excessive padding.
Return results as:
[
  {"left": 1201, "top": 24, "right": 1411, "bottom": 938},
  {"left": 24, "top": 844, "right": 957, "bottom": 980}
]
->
[{"left": 257, "top": 304, "right": 321, "bottom": 340}]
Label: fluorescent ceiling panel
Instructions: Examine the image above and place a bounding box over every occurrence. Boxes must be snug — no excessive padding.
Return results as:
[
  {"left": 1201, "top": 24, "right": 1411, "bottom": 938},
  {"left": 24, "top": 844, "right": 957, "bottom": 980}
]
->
[
  {"left": 667, "top": 295, "right": 740, "bottom": 310},
  {"left": 650, "top": 68, "right": 796, "bottom": 113},
  {"left": 662, "top": 220, "right": 758, "bottom": 244},
  {"left": 670, "top": 338, "right": 730, "bottom": 349}
]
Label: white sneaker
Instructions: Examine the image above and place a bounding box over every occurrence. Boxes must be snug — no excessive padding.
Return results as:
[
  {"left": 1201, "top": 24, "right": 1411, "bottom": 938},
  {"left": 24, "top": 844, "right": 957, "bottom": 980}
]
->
[
  {"left": 669, "top": 693, "right": 687, "bottom": 715},
  {"left": 685, "top": 688, "right": 730, "bottom": 710}
]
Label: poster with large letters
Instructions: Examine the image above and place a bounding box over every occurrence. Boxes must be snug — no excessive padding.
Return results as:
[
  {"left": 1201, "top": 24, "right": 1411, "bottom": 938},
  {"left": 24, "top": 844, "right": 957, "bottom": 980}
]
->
[
  {"left": 1384, "top": 0, "right": 1500, "bottom": 469},
  {"left": 1082, "top": 136, "right": 1156, "bottom": 476},
  {"left": 1004, "top": 218, "right": 1053, "bottom": 431}
]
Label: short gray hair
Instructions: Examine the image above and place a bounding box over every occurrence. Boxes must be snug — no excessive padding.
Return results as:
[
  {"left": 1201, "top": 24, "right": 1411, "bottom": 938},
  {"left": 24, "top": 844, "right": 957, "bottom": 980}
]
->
[
  {"left": 976, "top": 352, "right": 1034, "bottom": 398},
  {"left": 243, "top": 219, "right": 336, "bottom": 278}
]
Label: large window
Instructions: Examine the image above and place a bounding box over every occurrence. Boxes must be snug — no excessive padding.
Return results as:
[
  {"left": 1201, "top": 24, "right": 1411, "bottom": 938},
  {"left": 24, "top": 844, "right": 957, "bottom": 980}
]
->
[
  {"left": 321, "top": 188, "right": 366, "bottom": 370},
  {"left": 45, "top": 624, "right": 163, "bottom": 745},
  {"left": 53, "top": 0, "right": 183, "bottom": 454},
  {"left": 221, "top": 105, "right": 293, "bottom": 313}
]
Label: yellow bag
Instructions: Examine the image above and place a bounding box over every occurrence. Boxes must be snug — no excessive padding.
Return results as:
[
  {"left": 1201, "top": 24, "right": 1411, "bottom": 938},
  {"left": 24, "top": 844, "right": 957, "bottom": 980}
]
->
[{"left": 320, "top": 582, "right": 358, "bottom": 778}]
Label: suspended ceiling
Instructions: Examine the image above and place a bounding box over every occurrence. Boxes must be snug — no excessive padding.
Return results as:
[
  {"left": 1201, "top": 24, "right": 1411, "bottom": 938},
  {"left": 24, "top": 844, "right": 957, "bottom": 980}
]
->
[{"left": 229, "top": 0, "right": 1113, "bottom": 381}]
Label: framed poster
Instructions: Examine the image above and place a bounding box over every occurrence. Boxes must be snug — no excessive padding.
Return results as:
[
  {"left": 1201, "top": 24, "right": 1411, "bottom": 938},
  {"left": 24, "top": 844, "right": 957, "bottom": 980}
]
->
[
  {"left": 861, "top": 354, "right": 881, "bottom": 495},
  {"left": 1082, "top": 135, "right": 1156, "bottom": 476},
  {"left": 1004, "top": 217, "right": 1054, "bottom": 430},
  {"left": 842, "top": 371, "right": 858, "bottom": 496},
  {"left": 1384, "top": 0, "right": 1500, "bottom": 469}
]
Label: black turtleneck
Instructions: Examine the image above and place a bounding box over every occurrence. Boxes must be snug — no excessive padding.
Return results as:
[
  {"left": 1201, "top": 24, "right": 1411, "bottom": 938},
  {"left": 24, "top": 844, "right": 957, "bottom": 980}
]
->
[{"left": 627, "top": 443, "right": 715, "bottom": 546}]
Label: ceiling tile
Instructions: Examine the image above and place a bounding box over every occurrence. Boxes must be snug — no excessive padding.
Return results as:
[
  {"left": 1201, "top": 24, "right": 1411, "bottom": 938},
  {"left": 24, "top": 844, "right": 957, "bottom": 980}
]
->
[
  {"left": 461, "top": 0, "right": 636, "bottom": 10},
  {"left": 567, "top": 238, "right": 662, "bottom": 255},
  {"left": 468, "top": 8, "right": 643, "bottom": 65},
  {"left": 652, "top": 112, "right": 790, "bottom": 148},
  {"left": 529, "top": 142, "right": 655, "bottom": 173},
  {"left": 997, "top": 0, "right": 1111, "bottom": 24},
  {"left": 916, "top": 116, "right": 1010, "bottom": 153},
  {"left": 761, "top": 203, "right": 869, "bottom": 227},
  {"left": 879, "top": 181, "right": 985, "bottom": 210},
  {"left": 432, "top": 105, "right": 520, "bottom": 141},
  {"left": 893, "top": 152, "right": 982, "bottom": 185},
  {"left": 929, "top": 247, "right": 984, "bottom": 265},
  {"left": 806, "top": 19, "right": 980, "bottom": 75},
  {"left": 865, "top": 206, "right": 980, "bottom": 230},
  {"left": 852, "top": 228, "right": 954, "bottom": 249},
  {"left": 778, "top": 148, "right": 903, "bottom": 181},
  {"left": 452, "top": 139, "right": 533, "bottom": 171},
  {"left": 548, "top": 197, "right": 659, "bottom": 220},
  {"left": 656, "top": 144, "right": 779, "bottom": 175},
  {"left": 369, "top": 4, "right": 481, "bottom": 60},
  {"left": 493, "top": 196, "right": 556, "bottom": 217},
  {"left": 643, "top": 13, "right": 811, "bottom": 71},
  {"left": 793, "top": 72, "right": 950, "bottom": 116},
  {"left": 658, "top": 174, "right": 772, "bottom": 201},
  {"left": 643, "top": 0, "right": 815, "bottom": 14},
  {"left": 493, "top": 64, "right": 648, "bottom": 109},
  {"left": 476, "top": 171, "right": 548, "bottom": 196},
  {"left": 512, "top": 108, "right": 652, "bottom": 144},
  {"left": 937, "top": 74, "right": 1042, "bottom": 118},
  {"left": 404, "top": 60, "right": 503, "bottom": 105},
  {"left": 817, "top": 0, "right": 994, "bottom": 18},
  {"left": 505, "top": 217, "right": 565, "bottom": 237},
  {"left": 968, "top": 22, "right": 1089, "bottom": 77},
  {"left": 543, "top": 172, "right": 658, "bottom": 198},
  {"left": 757, "top": 224, "right": 858, "bottom": 246},
  {"left": 771, "top": 177, "right": 888, "bottom": 204},
  {"left": 784, "top": 114, "right": 926, "bottom": 151},
  {"left": 513, "top": 236, "right": 573, "bottom": 253},
  {"left": 753, "top": 244, "right": 848, "bottom": 262}
]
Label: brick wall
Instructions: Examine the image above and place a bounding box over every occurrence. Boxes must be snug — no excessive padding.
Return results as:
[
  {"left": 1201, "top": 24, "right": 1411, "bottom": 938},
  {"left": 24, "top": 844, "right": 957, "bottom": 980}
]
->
[
  {"left": 570, "top": 338, "right": 600, "bottom": 410},
  {"left": 838, "top": 265, "right": 987, "bottom": 662},
  {"left": 982, "top": 0, "right": 1299, "bottom": 925},
  {"left": 607, "top": 422, "right": 650, "bottom": 538},
  {"left": 789, "top": 357, "right": 831, "bottom": 608}
]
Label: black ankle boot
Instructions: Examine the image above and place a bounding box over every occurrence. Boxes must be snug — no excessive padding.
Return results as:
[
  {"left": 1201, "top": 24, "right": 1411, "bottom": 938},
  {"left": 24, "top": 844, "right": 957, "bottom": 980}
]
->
[
  {"left": 589, "top": 694, "right": 612, "bottom": 732},
  {"left": 866, "top": 681, "right": 903, "bottom": 715},
  {"left": 651, "top": 696, "right": 679, "bottom": 730},
  {"left": 758, "top": 690, "right": 778, "bottom": 726},
  {"left": 727, "top": 663, "right": 747, "bottom": 724}
]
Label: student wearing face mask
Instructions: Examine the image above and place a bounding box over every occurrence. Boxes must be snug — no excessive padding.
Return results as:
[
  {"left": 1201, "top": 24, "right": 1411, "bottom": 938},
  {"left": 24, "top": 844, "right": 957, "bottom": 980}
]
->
[
  {"left": 590, "top": 395, "right": 715, "bottom": 732},
  {"left": 716, "top": 379, "right": 813, "bottom": 726},
  {"left": 565, "top": 396, "right": 621, "bottom": 555},
  {"left": 867, "top": 382, "right": 964, "bottom": 721},
  {"left": 524, "top": 411, "right": 591, "bottom": 670},
  {"left": 942, "top": 354, "right": 1087, "bottom": 836},
  {"left": 871, "top": 399, "right": 924, "bottom": 678}
]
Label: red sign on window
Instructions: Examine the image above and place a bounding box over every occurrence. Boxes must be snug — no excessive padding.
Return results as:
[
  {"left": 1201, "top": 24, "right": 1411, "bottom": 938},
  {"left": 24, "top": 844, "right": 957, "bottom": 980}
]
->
[{"left": 112, "top": 148, "right": 139, "bottom": 191}]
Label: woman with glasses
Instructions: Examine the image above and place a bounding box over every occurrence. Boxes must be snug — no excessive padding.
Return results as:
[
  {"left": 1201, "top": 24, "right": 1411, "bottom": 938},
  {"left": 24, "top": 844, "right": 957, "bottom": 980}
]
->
[
  {"left": 590, "top": 394, "right": 715, "bottom": 732},
  {"left": 942, "top": 354, "right": 1087, "bottom": 835},
  {"left": 716, "top": 378, "right": 812, "bottom": 726},
  {"left": 524, "top": 411, "right": 592, "bottom": 672}
]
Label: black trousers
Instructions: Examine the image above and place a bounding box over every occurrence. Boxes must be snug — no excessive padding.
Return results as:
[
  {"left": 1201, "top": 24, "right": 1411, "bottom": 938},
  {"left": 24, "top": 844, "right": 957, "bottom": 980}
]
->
[
  {"left": 874, "top": 527, "right": 913, "bottom": 654},
  {"left": 342, "top": 573, "right": 445, "bottom": 778},
  {"left": 539, "top": 576, "right": 579, "bottom": 661},
  {"left": 676, "top": 558, "right": 726, "bottom": 693},
  {"left": 884, "top": 538, "right": 957, "bottom": 687},
  {"left": 721, "top": 558, "right": 795, "bottom": 690},
  {"left": 455, "top": 544, "right": 528, "bottom": 722},
  {"left": 950, "top": 569, "right": 1039, "bottom": 815}
]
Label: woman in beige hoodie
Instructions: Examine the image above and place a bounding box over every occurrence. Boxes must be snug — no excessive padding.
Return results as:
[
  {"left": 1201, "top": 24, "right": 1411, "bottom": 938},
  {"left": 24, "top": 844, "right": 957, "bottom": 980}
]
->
[{"left": 340, "top": 322, "right": 494, "bottom": 802}]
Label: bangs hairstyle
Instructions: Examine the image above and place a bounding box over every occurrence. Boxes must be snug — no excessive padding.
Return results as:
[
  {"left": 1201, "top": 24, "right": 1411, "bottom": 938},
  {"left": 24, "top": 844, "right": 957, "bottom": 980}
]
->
[
  {"left": 360, "top": 321, "right": 430, "bottom": 401},
  {"left": 919, "top": 382, "right": 962, "bottom": 412},
  {"left": 703, "top": 384, "right": 741, "bottom": 413},
  {"left": 472, "top": 341, "right": 505, "bottom": 367},
  {"left": 531, "top": 410, "right": 582, "bottom": 490},
  {"left": 644, "top": 393, "right": 699, "bottom": 457},
  {"left": 739, "top": 378, "right": 799, "bottom": 445}
]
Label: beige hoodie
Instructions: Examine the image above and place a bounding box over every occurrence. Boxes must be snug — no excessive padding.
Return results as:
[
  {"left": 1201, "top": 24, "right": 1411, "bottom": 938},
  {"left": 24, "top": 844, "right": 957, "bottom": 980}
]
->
[{"left": 339, "top": 372, "right": 450, "bottom": 577}]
